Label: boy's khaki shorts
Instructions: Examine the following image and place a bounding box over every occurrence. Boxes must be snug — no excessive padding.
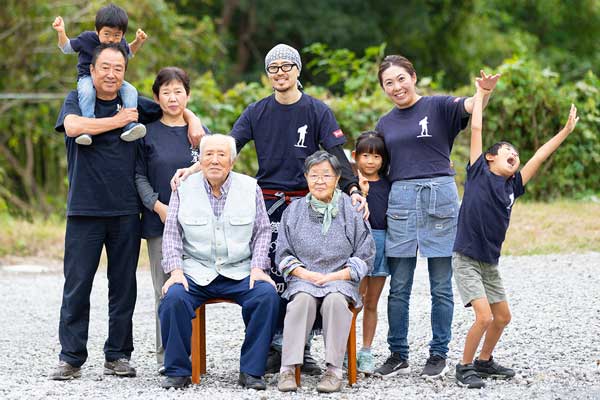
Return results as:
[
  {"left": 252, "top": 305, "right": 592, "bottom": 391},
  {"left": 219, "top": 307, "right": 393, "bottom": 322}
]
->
[{"left": 452, "top": 252, "right": 507, "bottom": 307}]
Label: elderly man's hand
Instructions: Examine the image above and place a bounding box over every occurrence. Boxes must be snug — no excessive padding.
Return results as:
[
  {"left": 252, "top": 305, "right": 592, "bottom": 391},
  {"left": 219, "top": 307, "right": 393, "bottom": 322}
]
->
[
  {"left": 249, "top": 268, "right": 276, "bottom": 289},
  {"left": 351, "top": 192, "right": 370, "bottom": 220},
  {"left": 162, "top": 269, "right": 189, "bottom": 295}
]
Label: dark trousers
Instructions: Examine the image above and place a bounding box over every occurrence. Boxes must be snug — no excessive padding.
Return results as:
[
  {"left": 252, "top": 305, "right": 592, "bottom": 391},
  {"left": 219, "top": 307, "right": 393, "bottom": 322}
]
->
[
  {"left": 159, "top": 275, "right": 280, "bottom": 377},
  {"left": 58, "top": 215, "right": 140, "bottom": 367}
]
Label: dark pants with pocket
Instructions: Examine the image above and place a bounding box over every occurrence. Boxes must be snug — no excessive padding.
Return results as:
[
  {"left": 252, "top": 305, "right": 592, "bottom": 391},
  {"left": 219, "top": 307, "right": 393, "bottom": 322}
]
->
[{"left": 58, "top": 215, "right": 140, "bottom": 367}]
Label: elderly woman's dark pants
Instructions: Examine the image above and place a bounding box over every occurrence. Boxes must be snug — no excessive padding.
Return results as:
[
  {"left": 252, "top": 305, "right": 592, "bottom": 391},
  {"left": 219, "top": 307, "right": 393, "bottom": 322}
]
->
[
  {"left": 58, "top": 215, "right": 140, "bottom": 367},
  {"left": 159, "top": 275, "right": 280, "bottom": 377}
]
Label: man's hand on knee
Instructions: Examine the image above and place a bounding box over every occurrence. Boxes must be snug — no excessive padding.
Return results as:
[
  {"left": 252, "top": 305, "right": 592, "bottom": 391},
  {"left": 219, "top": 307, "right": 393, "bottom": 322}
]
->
[
  {"left": 249, "top": 267, "right": 276, "bottom": 289},
  {"left": 162, "top": 269, "right": 189, "bottom": 295}
]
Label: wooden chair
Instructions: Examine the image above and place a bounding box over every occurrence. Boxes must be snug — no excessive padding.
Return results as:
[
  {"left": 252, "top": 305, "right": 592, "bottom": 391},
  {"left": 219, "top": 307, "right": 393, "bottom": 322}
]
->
[
  {"left": 190, "top": 299, "right": 361, "bottom": 386},
  {"left": 294, "top": 305, "right": 361, "bottom": 387},
  {"left": 190, "top": 298, "right": 237, "bottom": 384}
]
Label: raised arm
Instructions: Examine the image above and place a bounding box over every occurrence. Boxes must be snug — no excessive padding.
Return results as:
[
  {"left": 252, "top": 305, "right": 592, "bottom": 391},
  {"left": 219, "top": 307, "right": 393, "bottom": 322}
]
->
[
  {"left": 128, "top": 28, "right": 148, "bottom": 55},
  {"left": 464, "top": 70, "right": 501, "bottom": 114},
  {"left": 470, "top": 79, "right": 493, "bottom": 165},
  {"left": 52, "top": 16, "right": 70, "bottom": 50},
  {"left": 520, "top": 104, "right": 579, "bottom": 185}
]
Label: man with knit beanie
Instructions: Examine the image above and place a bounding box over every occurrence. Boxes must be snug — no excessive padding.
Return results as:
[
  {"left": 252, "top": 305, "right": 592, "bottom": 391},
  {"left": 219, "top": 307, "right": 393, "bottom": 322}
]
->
[{"left": 172, "top": 43, "right": 368, "bottom": 376}]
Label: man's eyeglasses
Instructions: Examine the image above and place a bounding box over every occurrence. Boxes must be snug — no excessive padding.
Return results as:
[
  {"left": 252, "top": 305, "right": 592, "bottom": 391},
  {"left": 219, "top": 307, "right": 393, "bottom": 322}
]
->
[
  {"left": 266, "top": 63, "right": 296, "bottom": 74},
  {"left": 306, "top": 174, "right": 336, "bottom": 183}
]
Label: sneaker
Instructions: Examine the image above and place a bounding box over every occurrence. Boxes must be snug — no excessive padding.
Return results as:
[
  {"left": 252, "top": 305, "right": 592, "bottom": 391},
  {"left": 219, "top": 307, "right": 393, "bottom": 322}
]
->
[
  {"left": 455, "top": 363, "right": 485, "bottom": 389},
  {"left": 265, "top": 347, "right": 281, "bottom": 374},
  {"left": 161, "top": 375, "right": 191, "bottom": 389},
  {"left": 120, "top": 124, "right": 146, "bottom": 142},
  {"left": 49, "top": 360, "right": 81, "bottom": 380},
  {"left": 302, "top": 347, "right": 322, "bottom": 376},
  {"left": 374, "top": 352, "right": 410, "bottom": 378},
  {"left": 316, "top": 370, "right": 343, "bottom": 393},
  {"left": 474, "top": 355, "right": 515, "bottom": 379},
  {"left": 238, "top": 372, "right": 266, "bottom": 390},
  {"left": 158, "top": 365, "right": 166, "bottom": 375},
  {"left": 277, "top": 370, "right": 298, "bottom": 392},
  {"left": 75, "top": 134, "right": 92, "bottom": 146},
  {"left": 104, "top": 358, "right": 136, "bottom": 377},
  {"left": 357, "top": 350, "right": 376, "bottom": 374},
  {"left": 421, "top": 354, "right": 449, "bottom": 378}
]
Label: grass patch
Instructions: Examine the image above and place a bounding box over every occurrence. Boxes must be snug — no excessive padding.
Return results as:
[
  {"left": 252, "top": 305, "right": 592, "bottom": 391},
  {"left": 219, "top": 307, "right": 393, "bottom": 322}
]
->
[
  {"left": 504, "top": 200, "right": 600, "bottom": 256},
  {"left": 0, "top": 200, "right": 598, "bottom": 266}
]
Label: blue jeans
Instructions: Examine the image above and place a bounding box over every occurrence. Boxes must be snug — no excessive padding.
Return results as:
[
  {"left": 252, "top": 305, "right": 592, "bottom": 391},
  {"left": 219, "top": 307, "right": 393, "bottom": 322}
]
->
[
  {"left": 77, "top": 76, "right": 139, "bottom": 131},
  {"left": 387, "top": 256, "right": 453, "bottom": 360}
]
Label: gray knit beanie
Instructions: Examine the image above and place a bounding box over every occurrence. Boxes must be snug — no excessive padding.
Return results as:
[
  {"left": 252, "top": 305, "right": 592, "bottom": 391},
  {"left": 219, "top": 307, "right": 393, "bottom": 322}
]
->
[{"left": 264, "top": 44, "right": 302, "bottom": 72}]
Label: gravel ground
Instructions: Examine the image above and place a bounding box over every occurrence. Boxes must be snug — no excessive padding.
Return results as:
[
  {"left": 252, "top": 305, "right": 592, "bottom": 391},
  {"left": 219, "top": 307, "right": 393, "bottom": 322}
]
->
[{"left": 1, "top": 253, "right": 599, "bottom": 400}]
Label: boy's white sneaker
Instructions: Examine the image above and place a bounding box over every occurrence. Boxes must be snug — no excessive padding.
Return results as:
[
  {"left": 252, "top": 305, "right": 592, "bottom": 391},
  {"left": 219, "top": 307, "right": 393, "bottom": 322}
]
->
[
  {"left": 120, "top": 124, "right": 146, "bottom": 142},
  {"left": 75, "top": 134, "right": 92, "bottom": 146}
]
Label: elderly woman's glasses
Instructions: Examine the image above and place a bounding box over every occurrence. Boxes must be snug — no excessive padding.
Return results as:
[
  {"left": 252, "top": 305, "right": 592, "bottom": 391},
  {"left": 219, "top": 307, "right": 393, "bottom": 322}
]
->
[
  {"left": 266, "top": 63, "right": 296, "bottom": 74},
  {"left": 307, "top": 174, "right": 336, "bottom": 183}
]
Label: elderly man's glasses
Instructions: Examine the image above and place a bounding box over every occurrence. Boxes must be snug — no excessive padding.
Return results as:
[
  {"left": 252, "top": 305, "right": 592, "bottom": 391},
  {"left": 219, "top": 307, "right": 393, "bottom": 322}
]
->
[
  {"left": 266, "top": 63, "right": 296, "bottom": 74},
  {"left": 307, "top": 174, "right": 336, "bottom": 183}
]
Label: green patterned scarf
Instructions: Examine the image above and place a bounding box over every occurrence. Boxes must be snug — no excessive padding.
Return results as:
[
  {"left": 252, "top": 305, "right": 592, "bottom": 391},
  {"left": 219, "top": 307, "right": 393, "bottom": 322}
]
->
[{"left": 306, "top": 188, "right": 340, "bottom": 234}]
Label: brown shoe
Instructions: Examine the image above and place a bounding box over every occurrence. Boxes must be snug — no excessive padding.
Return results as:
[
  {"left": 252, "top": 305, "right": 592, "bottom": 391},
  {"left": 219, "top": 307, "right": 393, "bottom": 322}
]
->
[
  {"left": 49, "top": 360, "right": 81, "bottom": 380},
  {"left": 316, "top": 370, "right": 342, "bottom": 393},
  {"left": 104, "top": 358, "right": 136, "bottom": 377},
  {"left": 277, "top": 370, "right": 298, "bottom": 392}
]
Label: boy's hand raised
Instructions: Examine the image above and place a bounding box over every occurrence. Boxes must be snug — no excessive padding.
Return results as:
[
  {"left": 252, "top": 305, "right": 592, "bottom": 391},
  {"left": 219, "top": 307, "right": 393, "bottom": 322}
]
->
[
  {"left": 135, "top": 29, "right": 148, "bottom": 43},
  {"left": 478, "top": 70, "right": 501, "bottom": 92},
  {"left": 52, "top": 16, "right": 65, "bottom": 32},
  {"left": 563, "top": 104, "right": 579, "bottom": 134}
]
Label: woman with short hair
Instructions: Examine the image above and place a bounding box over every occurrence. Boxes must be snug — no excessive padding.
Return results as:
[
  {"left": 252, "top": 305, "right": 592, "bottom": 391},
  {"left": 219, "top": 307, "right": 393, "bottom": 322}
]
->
[{"left": 275, "top": 150, "right": 375, "bottom": 393}]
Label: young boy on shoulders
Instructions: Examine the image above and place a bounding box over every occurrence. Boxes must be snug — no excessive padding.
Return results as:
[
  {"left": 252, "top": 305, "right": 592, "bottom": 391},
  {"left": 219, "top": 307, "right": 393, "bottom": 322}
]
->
[
  {"left": 453, "top": 71, "right": 579, "bottom": 389},
  {"left": 52, "top": 3, "right": 148, "bottom": 146}
]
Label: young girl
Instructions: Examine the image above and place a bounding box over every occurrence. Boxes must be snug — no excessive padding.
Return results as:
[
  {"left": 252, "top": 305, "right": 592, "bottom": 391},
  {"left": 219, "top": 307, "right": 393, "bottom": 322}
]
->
[{"left": 352, "top": 131, "right": 391, "bottom": 374}]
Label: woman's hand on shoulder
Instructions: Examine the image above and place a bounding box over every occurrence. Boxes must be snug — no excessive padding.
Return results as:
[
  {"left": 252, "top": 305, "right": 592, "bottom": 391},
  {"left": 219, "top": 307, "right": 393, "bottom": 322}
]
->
[{"left": 350, "top": 189, "right": 370, "bottom": 220}]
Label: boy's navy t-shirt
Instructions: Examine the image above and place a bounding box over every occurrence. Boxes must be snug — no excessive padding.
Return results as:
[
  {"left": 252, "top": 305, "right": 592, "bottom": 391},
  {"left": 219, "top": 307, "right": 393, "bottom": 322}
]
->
[
  {"left": 367, "top": 177, "right": 391, "bottom": 230},
  {"left": 230, "top": 93, "right": 346, "bottom": 191},
  {"left": 136, "top": 121, "right": 209, "bottom": 238},
  {"left": 376, "top": 96, "right": 470, "bottom": 183},
  {"left": 55, "top": 91, "right": 161, "bottom": 217},
  {"left": 453, "top": 154, "right": 526, "bottom": 264},
  {"left": 70, "top": 31, "right": 131, "bottom": 78}
]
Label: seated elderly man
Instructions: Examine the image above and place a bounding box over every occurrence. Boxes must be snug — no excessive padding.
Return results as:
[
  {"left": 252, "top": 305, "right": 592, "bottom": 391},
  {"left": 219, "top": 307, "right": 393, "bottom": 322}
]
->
[
  {"left": 158, "top": 134, "right": 280, "bottom": 390},
  {"left": 276, "top": 151, "right": 375, "bottom": 393}
]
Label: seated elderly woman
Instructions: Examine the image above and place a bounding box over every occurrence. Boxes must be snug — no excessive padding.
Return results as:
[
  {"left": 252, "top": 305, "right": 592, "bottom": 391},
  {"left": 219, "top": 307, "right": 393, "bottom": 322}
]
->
[{"left": 276, "top": 150, "right": 375, "bottom": 393}]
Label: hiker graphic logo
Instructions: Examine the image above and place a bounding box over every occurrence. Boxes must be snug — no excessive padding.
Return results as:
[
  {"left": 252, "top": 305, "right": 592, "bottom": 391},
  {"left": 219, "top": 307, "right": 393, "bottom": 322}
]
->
[
  {"left": 417, "top": 116, "right": 432, "bottom": 138},
  {"left": 295, "top": 124, "right": 308, "bottom": 148},
  {"left": 507, "top": 193, "right": 515, "bottom": 210}
]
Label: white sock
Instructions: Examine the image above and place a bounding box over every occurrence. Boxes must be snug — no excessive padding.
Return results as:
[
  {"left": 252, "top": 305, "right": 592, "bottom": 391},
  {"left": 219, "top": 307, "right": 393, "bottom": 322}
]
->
[
  {"left": 280, "top": 365, "right": 294, "bottom": 374},
  {"left": 327, "top": 365, "right": 343, "bottom": 379}
]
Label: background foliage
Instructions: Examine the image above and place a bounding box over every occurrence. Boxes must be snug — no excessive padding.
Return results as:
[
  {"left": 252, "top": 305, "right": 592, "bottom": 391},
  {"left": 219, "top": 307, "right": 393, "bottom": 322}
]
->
[{"left": 0, "top": 0, "right": 598, "bottom": 217}]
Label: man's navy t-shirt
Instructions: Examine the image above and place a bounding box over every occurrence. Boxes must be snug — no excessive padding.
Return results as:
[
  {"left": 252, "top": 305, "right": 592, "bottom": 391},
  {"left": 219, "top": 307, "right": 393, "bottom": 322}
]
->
[
  {"left": 367, "top": 178, "right": 391, "bottom": 230},
  {"left": 55, "top": 90, "right": 161, "bottom": 217},
  {"left": 376, "top": 96, "right": 470, "bottom": 182},
  {"left": 136, "top": 121, "right": 208, "bottom": 238},
  {"left": 453, "top": 155, "right": 526, "bottom": 264},
  {"left": 70, "top": 31, "right": 131, "bottom": 78},
  {"left": 230, "top": 93, "right": 346, "bottom": 191}
]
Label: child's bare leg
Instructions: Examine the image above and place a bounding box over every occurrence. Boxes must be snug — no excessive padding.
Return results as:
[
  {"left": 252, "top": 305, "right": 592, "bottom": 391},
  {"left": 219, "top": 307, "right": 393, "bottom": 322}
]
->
[
  {"left": 462, "top": 298, "right": 492, "bottom": 365},
  {"left": 478, "top": 301, "right": 511, "bottom": 360},
  {"left": 361, "top": 276, "right": 386, "bottom": 348}
]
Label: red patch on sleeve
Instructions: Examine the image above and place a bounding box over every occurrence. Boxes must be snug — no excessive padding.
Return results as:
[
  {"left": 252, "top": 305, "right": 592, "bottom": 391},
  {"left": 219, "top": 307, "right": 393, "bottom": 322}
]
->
[
  {"left": 332, "top": 129, "right": 344, "bottom": 138},
  {"left": 453, "top": 97, "right": 461, "bottom": 103}
]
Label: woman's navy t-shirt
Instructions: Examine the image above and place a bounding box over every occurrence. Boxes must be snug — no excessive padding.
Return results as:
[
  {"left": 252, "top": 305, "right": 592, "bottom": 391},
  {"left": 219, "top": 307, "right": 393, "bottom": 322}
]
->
[
  {"left": 230, "top": 93, "right": 346, "bottom": 191},
  {"left": 367, "top": 178, "right": 391, "bottom": 230},
  {"left": 136, "top": 120, "right": 203, "bottom": 238},
  {"left": 453, "top": 155, "right": 526, "bottom": 264},
  {"left": 375, "top": 96, "right": 470, "bottom": 183},
  {"left": 55, "top": 91, "right": 161, "bottom": 217}
]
